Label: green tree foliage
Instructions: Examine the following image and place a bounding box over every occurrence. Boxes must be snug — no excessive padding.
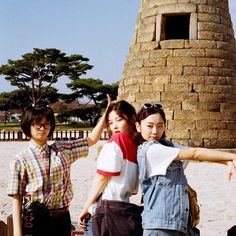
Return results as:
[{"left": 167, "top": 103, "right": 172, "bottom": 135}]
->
[
  {"left": 0, "top": 48, "right": 93, "bottom": 105},
  {"left": 0, "top": 92, "right": 13, "bottom": 123},
  {"left": 0, "top": 48, "right": 118, "bottom": 125},
  {"left": 61, "top": 78, "right": 118, "bottom": 125},
  {"left": 0, "top": 88, "right": 59, "bottom": 111},
  {"left": 66, "top": 78, "right": 117, "bottom": 105}
]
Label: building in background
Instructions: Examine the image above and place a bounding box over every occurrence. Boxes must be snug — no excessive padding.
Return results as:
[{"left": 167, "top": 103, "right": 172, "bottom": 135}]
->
[{"left": 118, "top": 0, "right": 236, "bottom": 148}]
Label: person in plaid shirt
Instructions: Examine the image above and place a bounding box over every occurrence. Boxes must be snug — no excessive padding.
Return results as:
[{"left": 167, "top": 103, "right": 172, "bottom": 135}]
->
[{"left": 8, "top": 96, "right": 111, "bottom": 236}]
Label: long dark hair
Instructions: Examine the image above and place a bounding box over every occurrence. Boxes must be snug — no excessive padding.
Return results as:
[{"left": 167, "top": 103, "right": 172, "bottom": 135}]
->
[
  {"left": 21, "top": 100, "right": 55, "bottom": 138},
  {"left": 136, "top": 105, "right": 167, "bottom": 145}
]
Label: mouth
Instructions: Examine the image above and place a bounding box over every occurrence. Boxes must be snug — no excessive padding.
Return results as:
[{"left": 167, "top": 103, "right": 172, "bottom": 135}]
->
[
  {"left": 149, "top": 136, "right": 158, "bottom": 140},
  {"left": 37, "top": 132, "right": 47, "bottom": 136}
]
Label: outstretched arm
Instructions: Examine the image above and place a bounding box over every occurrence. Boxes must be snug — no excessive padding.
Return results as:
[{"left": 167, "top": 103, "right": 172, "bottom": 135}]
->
[
  {"left": 177, "top": 148, "right": 236, "bottom": 180},
  {"left": 78, "top": 173, "right": 110, "bottom": 229},
  {"left": 227, "top": 160, "right": 236, "bottom": 182},
  {"left": 177, "top": 148, "right": 236, "bottom": 163},
  {"left": 87, "top": 94, "right": 112, "bottom": 147}
]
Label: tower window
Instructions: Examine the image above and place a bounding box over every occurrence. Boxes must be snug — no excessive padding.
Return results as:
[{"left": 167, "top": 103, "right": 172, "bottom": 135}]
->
[{"left": 161, "top": 14, "right": 190, "bottom": 40}]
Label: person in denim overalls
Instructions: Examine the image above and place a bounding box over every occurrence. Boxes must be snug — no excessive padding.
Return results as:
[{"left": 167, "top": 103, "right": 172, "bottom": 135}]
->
[{"left": 135, "top": 103, "right": 236, "bottom": 236}]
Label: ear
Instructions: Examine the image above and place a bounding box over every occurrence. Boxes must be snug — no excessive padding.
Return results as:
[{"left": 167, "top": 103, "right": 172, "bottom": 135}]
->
[{"left": 135, "top": 122, "right": 141, "bottom": 133}]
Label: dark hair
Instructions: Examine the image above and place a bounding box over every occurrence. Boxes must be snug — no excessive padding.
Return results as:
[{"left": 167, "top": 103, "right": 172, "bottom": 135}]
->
[
  {"left": 21, "top": 101, "right": 55, "bottom": 138},
  {"left": 136, "top": 105, "right": 167, "bottom": 144},
  {"left": 105, "top": 100, "right": 137, "bottom": 140}
]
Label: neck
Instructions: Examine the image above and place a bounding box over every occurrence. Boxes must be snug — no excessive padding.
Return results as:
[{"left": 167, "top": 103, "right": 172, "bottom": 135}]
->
[{"left": 31, "top": 138, "right": 47, "bottom": 147}]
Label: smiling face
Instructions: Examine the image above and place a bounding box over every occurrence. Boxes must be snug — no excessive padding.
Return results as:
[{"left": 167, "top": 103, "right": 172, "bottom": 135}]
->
[
  {"left": 136, "top": 113, "right": 166, "bottom": 141},
  {"left": 108, "top": 110, "right": 131, "bottom": 135},
  {"left": 30, "top": 117, "right": 51, "bottom": 146}
]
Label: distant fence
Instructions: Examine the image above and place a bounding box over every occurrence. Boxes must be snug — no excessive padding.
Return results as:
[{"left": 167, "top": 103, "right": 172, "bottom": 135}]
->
[{"left": 0, "top": 130, "right": 109, "bottom": 141}]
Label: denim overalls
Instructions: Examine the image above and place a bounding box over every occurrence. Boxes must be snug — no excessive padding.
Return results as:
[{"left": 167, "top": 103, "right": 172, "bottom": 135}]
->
[{"left": 137, "top": 140, "right": 189, "bottom": 234}]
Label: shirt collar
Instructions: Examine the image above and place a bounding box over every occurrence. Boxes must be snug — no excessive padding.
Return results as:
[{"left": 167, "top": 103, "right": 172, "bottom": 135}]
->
[{"left": 29, "top": 140, "right": 49, "bottom": 154}]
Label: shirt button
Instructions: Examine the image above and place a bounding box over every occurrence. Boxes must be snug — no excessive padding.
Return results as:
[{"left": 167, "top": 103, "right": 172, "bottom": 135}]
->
[{"left": 185, "top": 208, "right": 189, "bottom": 211}]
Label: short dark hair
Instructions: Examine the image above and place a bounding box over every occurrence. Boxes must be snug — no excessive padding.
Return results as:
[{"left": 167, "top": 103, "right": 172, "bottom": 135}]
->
[{"left": 21, "top": 101, "right": 55, "bottom": 138}]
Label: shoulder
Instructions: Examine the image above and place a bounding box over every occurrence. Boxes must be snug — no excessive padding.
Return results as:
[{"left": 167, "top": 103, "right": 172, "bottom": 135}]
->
[
  {"left": 159, "top": 139, "right": 174, "bottom": 147},
  {"left": 105, "top": 132, "right": 137, "bottom": 162},
  {"left": 138, "top": 140, "right": 178, "bottom": 154},
  {"left": 108, "top": 132, "right": 136, "bottom": 149},
  {"left": 14, "top": 148, "right": 32, "bottom": 161},
  {"left": 138, "top": 140, "right": 158, "bottom": 152},
  {"left": 109, "top": 132, "right": 131, "bottom": 142},
  {"left": 9, "top": 148, "right": 32, "bottom": 171}
]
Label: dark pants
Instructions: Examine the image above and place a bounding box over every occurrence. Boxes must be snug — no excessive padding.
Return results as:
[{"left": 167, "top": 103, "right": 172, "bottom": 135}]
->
[
  {"left": 92, "top": 200, "right": 143, "bottom": 236},
  {"left": 23, "top": 210, "right": 71, "bottom": 236},
  {"left": 46, "top": 211, "right": 71, "bottom": 236},
  {"left": 228, "top": 225, "right": 236, "bottom": 236}
]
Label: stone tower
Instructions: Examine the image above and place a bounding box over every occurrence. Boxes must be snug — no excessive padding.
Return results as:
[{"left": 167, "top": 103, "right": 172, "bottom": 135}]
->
[{"left": 118, "top": 0, "right": 236, "bottom": 148}]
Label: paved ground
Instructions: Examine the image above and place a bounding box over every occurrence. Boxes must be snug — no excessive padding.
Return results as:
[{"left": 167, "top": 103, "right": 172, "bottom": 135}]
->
[{"left": 0, "top": 141, "right": 235, "bottom": 235}]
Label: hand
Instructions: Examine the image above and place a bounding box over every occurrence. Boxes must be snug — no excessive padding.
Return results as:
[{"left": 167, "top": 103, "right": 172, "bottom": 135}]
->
[
  {"left": 106, "top": 94, "right": 116, "bottom": 109},
  {"left": 233, "top": 159, "right": 236, "bottom": 168},
  {"left": 78, "top": 209, "right": 91, "bottom": 231},
  {"left": 227, "top": 161, "right": 236, "bottom": 182}
]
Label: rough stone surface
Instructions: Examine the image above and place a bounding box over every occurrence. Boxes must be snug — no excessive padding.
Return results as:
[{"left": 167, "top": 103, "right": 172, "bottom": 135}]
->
[{"left": 118, "top": 0, "right": 236, "bottom": 148}]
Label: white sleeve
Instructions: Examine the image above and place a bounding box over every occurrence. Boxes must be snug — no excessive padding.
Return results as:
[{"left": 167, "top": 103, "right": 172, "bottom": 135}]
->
[
  {"left": 173, "top": 143, "right": 189, "bottom": 169},
  {"left": 97, "top": 141, "right": 123, "bottom": 176},
  {"left": 146, "top": 143, "right": 180, "bottom": 177}
]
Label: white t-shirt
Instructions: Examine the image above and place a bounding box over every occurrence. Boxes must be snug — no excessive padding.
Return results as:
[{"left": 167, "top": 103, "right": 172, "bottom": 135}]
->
[
  {"left": 145, "top": 142, "right": 188, "bottom": 178},
  {"left": 97, "top": 132, "right": 138, "bottom": 202}
]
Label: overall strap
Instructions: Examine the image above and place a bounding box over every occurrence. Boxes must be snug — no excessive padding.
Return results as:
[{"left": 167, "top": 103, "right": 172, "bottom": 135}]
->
[
  {"left": 45, "top": 146, "right": 51, "bottom": 192},
  {"left": 43, "top": 145, "right": 51, "bottom": 201}
]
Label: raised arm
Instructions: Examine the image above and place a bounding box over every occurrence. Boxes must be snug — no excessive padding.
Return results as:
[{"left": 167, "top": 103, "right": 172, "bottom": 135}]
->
[{"left": 87, "top": 94, "right": 112, "bottom": 147}]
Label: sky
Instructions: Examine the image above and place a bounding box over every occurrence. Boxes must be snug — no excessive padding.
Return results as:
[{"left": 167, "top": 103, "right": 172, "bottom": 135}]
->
[{"left": 0, "top": 1, "right": 236, "bottom": 94}]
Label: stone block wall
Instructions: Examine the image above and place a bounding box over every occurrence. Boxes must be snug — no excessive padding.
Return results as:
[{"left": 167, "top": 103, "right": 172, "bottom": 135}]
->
[{"left": 118, "top": 0, "right": 236, "bottom": 148}]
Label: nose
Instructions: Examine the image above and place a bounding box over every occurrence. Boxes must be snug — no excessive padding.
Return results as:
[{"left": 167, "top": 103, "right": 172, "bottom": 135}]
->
[
  {"left": 152, "top": 126, "right": 158, "bottom": 134},
  {"left": 112, "top": 121, "right": 118, "bottom": 129},
  {"left": 39, "top": 125, "right": 46, "bottom": 130}
]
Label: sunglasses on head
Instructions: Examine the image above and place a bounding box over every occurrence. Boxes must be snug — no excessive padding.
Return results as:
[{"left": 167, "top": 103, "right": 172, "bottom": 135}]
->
[{"left": 142, "top": 103, "right": 163, "bottom": 109}]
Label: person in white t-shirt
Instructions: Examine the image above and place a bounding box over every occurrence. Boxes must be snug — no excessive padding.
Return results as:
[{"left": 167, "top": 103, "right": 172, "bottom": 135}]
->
[
  {"left": 135, "top": 103, "right": 236, "bottom": 236},
  {"left": 78, "top": 100, "right": 143, "bottom": 236}
]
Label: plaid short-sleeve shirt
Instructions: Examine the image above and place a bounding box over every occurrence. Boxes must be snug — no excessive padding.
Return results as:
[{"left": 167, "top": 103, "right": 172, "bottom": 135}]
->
[{"left": 8, "top": 138, "right": 88, "bottom": 209}]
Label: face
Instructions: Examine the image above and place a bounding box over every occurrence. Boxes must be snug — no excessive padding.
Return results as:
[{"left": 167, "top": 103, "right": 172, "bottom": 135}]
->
[
  {"left": 108, "top": 111, "right": 131, "bottom": 135},
  {"left": 30, "top": 117, "right": 51, "bottom": 146},
  {"left": 136, "top": 113, "right": 165, "bottom": 141}
]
